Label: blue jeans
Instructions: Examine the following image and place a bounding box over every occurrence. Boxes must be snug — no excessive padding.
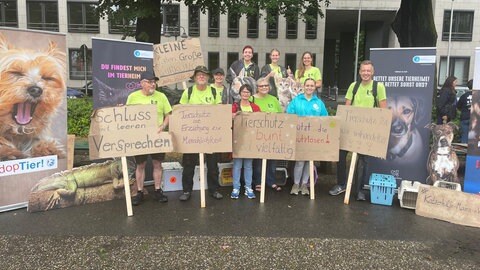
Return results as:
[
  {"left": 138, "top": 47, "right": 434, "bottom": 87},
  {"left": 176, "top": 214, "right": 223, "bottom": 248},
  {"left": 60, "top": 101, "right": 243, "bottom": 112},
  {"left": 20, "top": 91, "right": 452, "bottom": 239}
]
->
[
  {"left": 460, "top": 119, "right": 470, "bottom": 143},
  {"left": 232, "top": 158, "right": 253, "bottom": 190},
  {"left": 253, "top": 159, "right": 277, "bottom": 187}
]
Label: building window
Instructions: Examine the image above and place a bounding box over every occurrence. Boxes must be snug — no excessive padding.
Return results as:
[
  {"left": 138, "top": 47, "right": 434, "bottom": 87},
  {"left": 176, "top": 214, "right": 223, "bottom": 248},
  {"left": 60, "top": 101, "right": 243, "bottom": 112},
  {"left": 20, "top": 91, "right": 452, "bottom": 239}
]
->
[
  {"left": 438, "top": 56, "right": 470, "bottom": 87},
  {"left": 69, "top": 48, "right": 92, "bottom": 80},
  {"left": 285, "top": 53, "right": 297, "bottom": 72},
  {"left": 252, "top": 53, "right": 258, "bottom": 65},
  {"left": 0, "top": 0, "right": 17, "bottom": 27},
  {"left": 442, "top": 10, "right": 474, "bottom": 41},
  {"left": 227, "top": 52, "right": 239, "bottom": 68},
  {"left": 188, "top": 6, "right": 200, "bottom": 37},
  {"left": 208, "top": 52, "right": 220, "bottom": 71},
  {"left": 266, "top": 10, "right": 278, "bottom": 39},
  {"left": 108, "top": 11, "right": 136, "bottom": 35},
  {"left": 305, "top": 11, "right": 317, "bottom": 39},
  {"left": 247, "top": 12, "right": 259, "bottom": 38},
  {"left": 228, "top": 12, "right": 240, "bottom": 38},
  {"left": 68, "top": 2, "right": 99, "bottom": 33},
  {"left": 162, "top": 4, "right": 180, "bottom": 36},
  {"left": 265, "top": 53, "right": 270, "bottom": 66},
  {"left": 27, "top": 1, "right": 59, "bottom": 31},
  {"left": 208, "top": 10, "right": 220, "bottom": 37},
  {"left": 286, "top": 15, "right": 298, "bottom": 39}
]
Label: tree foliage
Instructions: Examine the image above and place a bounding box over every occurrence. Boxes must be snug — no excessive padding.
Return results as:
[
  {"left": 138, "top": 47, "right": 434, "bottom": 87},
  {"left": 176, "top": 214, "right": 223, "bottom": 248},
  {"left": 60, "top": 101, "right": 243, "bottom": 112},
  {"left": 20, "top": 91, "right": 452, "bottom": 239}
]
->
[{"left": 96, "top": 0, "right": 331, "bottom": 43}]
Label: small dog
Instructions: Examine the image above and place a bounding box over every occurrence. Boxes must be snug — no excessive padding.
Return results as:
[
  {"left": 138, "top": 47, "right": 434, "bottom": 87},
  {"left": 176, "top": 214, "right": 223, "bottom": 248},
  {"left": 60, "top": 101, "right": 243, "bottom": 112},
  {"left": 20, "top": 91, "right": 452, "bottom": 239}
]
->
[
  {"left": 387, "top": 96, "right": 424, "bottom": 164},
  {"left": 425, "top": 122, "right": 459, "bottom": 185},
  {"left": 0, "top": 33, "right": 66, "bottom": 161}
]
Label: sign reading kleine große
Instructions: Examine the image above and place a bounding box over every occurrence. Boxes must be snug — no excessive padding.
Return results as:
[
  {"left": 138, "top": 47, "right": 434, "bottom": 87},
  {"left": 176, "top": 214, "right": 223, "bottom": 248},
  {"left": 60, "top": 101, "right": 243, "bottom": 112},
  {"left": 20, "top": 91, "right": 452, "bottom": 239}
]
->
[{"left": 88, "top": 104, "right": 173, "bottom": 159}]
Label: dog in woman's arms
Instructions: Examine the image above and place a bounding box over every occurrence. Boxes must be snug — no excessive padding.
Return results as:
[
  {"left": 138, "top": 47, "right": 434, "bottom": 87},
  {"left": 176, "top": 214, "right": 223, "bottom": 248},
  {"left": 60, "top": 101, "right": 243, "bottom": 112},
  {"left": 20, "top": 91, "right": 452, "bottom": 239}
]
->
[{"left": 0, "top": 33, "right": 66, "bottom": 161}]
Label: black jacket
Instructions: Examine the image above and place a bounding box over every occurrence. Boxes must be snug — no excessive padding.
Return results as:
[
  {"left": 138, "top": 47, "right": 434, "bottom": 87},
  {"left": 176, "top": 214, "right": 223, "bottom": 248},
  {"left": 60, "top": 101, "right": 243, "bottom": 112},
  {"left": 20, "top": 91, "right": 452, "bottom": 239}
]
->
[
  {"left": 456, "top": 90, "right": 472, "bottom": 121},
  {"left": 436, "top": 86, "right": 457, "bottom": 122},
  {"left": 260, "top": 64, "right": 288, "bottom": 98},
  {"left": 226, "top": 59, "right": 260, "bottom": 84}
]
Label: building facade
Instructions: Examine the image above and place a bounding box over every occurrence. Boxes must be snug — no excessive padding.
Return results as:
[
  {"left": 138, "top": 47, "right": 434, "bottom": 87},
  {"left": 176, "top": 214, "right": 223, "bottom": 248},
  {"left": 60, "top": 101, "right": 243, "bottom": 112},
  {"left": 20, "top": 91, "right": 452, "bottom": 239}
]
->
[{"left": 1, "top": 0, "right": 478, "bottom": 90}]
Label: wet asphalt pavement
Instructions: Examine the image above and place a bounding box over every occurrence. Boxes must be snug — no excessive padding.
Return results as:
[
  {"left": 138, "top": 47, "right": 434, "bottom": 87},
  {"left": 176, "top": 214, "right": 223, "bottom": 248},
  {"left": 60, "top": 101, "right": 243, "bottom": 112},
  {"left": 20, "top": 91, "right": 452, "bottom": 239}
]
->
[{"left": 1, "top": 174, "right": 479, "bottom": 269}]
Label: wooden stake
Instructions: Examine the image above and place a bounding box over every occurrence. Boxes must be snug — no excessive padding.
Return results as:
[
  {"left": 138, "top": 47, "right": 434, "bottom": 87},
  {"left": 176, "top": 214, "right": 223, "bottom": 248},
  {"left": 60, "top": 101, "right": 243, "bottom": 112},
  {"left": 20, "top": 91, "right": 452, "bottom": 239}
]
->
[
  {"left": 309, "top": 160, "right": 315, "bottom": 200},
  {"left": 344, "top": 152, "right": 358, "bottom": 205},
  {"left": 260, "top": 159, "right": 267, "bottom": 203},
  {"left": 199, "top": 153, "right": 206, "bottom": 208},
  {"left": 121, "top": 156, "right": 133, "bottom": 216}
]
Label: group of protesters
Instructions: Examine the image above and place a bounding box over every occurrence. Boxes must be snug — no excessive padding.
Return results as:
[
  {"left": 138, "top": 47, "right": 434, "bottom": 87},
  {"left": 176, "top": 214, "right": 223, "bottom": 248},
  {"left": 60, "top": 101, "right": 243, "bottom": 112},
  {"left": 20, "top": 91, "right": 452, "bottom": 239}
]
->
[{"left": 128, "top": 45, "right": 388, "bottom": 206}]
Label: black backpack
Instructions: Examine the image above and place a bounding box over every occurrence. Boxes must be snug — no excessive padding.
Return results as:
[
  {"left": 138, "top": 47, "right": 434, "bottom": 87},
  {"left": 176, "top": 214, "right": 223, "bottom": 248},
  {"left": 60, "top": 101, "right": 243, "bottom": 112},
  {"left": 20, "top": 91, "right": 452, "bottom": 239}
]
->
[
  {"left": 351, "top": 81, "right": 378, "bottom": 107},
  {"left": 187, "top": 86, "right": 217, "bottom": 101}
]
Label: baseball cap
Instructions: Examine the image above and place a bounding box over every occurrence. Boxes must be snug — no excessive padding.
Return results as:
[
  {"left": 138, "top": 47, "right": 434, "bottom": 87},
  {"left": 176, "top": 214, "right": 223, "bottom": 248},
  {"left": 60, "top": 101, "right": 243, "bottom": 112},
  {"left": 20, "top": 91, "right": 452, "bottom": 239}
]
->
[
  {"left": 140, "top": 72, "right": 159, "bottom": 81},
  {"left": 212, "top": 68, "right": 225, "bottom": 75}
]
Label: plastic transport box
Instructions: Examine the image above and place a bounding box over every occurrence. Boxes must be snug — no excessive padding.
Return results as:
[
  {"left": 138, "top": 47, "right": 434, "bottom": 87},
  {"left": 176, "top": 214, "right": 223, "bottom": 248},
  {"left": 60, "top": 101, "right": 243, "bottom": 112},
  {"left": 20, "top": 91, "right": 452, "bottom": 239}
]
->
[
  {"left": 369, "top": 173, "right": 396, "bottom": 206},
  {"left": 398, "top": 180, "right": 421, "bottom": 209}
]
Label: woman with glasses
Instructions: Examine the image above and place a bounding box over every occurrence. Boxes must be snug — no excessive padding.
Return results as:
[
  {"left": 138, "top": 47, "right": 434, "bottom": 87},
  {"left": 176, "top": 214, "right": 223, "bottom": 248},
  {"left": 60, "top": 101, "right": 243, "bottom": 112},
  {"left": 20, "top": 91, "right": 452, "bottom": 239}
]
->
[
  {"left": 231, "top": 84, "right": 261, "bottom": 199},
  {"left": 260, "top": 48, "right": 292, "bottom": 98},
  {"left": 250, "top": 77, "right": 283, "bottom": 192},
  {"left": 295, "top": 51, "right": 322, "bottom": 89},
  {"left": 286, "top": 78, "right": 328, "bottom": 196}
]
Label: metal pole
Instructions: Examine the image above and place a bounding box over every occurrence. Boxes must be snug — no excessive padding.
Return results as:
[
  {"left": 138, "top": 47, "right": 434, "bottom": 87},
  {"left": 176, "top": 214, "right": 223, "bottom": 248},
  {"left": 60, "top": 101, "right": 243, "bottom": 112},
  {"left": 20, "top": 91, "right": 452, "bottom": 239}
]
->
[
  {"left": 81, "top": 44, "right": 88, "bottom": 95},
  {"left": 354, "top": 0, "right": 362, "bottom": 82},
  {"left": 446, "top": 0, "right": 454, "bottom": 78}
]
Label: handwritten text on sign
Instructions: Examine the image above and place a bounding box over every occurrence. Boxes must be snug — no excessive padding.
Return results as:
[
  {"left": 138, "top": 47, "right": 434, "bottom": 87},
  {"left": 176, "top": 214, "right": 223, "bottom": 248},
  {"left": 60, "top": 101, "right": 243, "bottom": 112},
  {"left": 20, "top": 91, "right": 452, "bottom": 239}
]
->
[
  {"left": 233, "top": 112, "right": 297, "bottom": 160},
  {"left": 170, "top": 104, "right": 232, "bottom": 153},
  {"left": 336, "top": 105, "right": 392, "bottom": 159},
  {"left": 88, "top": 105, "right": 173, "bottom": 159},
  {"left": 295, "top": 116, "right": 340, "bottom": 161},
  {"left": 153, "top": 38, "right": 204, "bottom": 86},
  {"left": 416, "top": 185, "right": 480, "bottom": 228}
]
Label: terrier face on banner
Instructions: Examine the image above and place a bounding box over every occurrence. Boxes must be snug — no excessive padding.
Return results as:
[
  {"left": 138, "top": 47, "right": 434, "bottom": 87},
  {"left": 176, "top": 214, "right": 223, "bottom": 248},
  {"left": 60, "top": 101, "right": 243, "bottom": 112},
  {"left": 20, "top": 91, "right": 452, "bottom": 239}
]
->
[
  {"left": 425, "top": 122, "right": 459, "bottom": 185},
  {"left": 0, "top": 33, "right": 66, "bottom": 161}
]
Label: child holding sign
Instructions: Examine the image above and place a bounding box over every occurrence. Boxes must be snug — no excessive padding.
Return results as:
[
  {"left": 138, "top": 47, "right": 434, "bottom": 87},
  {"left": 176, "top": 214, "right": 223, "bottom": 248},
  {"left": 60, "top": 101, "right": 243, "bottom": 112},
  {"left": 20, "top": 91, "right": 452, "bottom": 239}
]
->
[
  {"left": 231, "top": 84, "right": 261, "bottom": 199},
  {"left": 287, "top": 78, "right": 328, "bottom": 195}
]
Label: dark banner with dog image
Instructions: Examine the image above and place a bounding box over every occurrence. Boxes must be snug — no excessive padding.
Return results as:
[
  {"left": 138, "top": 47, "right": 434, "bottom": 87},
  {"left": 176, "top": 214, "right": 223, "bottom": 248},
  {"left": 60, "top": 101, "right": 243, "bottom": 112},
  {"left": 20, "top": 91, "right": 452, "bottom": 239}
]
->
[
  {"left": 0, "top": 28, "right": 67, "bottom": 212},
  {"left": 367, "top": 48, "right": 436, "bottom": 185},
  {"left": 92, "top": 38, "right": 154, "bottom": 109}
]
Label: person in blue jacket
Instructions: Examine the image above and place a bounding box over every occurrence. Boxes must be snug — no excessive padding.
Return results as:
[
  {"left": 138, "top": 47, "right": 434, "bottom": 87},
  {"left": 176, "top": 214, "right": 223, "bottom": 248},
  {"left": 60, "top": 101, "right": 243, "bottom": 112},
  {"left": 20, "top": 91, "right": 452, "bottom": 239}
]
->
[{"left": 286, "top": 78, "right": 328, "bottom": 196}]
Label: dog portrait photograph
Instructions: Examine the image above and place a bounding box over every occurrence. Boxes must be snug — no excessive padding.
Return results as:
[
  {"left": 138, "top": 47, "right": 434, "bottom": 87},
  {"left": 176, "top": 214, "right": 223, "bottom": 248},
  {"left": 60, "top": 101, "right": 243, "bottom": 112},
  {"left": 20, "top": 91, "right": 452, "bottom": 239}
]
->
[
  {"left": 0, "top": 31, "right": 67, "bottom": 161},
  {"left": 386, "top": 95, "right": 426, "bottom": 165},
  {"left": 467, "top": 90, "right": 480, "bottom": 155}
]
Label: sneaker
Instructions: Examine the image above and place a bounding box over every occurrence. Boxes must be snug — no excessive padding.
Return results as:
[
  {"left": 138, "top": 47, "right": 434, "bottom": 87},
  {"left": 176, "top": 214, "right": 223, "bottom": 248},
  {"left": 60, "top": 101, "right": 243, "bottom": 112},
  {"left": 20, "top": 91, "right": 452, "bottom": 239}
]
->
[
  {"left": 290, "top": 184, "right": 300, "bottom": 195},
  {"left": 231, "top": 189, "right": 240, "bottom": 199},
  {"left": 132, "top": 191, "right": 144, "bottom": 206},
  {"left": 300, "top": 184, "right": 309, "bottom": 196},
  {"left": 245, "top": 187, "right": 256, "bottom": 199},
  {"left": 154, "top": 189, "right": 168, "bottom": 203},
  {"left": 329, "top": 184, "right": 346, "bottom": 196},
  {"left": 356, "top": 191, "right": 366, "bottom": 201},
  {"left": 211, "top": 191, "right": 223, "bottom": 200},
  {"left": 179, "top": 192, "right": 191, "bottom": 201}
]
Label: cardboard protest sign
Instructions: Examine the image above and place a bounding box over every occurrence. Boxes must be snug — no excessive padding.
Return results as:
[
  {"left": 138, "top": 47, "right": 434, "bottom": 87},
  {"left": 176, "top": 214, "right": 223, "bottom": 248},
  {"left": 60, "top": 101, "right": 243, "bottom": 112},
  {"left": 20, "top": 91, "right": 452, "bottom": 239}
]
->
[
  {"left": 295, "top": 116, "right": 340, "bottom": 161},
  {"left": 233, "top": 112, "right": 297, "bottom": 160},
  {"left": 170, "top": 104, "right": 232, "bottom": 153},
  {"left": 336, "top": 105, "right": 392, "bottom": 159},
  {"left": 416, "top": 185, "right": 480, "bottom": 228},
  {"left": 153, "top": 38, "right": 204, "bottom": 86},
  {"left": 89, "top": 105, "right": 173, "bottom": 159}
]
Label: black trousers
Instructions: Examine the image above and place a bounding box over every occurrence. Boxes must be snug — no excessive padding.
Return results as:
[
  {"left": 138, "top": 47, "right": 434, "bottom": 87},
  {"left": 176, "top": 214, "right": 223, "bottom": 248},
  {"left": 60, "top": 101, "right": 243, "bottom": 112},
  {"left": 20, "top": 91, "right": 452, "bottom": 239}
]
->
[
  {"left": 336, "top": 150, "right": 369, "bottom": 194},
  {"left": 181, "top": 153, "right": 219, "bottom": 194}
]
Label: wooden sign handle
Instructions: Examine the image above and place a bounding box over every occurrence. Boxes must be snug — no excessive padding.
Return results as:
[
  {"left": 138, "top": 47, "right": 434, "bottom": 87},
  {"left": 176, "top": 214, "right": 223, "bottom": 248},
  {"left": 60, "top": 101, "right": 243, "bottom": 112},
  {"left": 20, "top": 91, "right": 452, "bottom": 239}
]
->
[
  {"left": 199, "top": 153, "right": 206, "bottom": 208},
  {"left": 260, "top": 159, "right": 267, "bottom": 203},
  {"left": 309, "top": 160, "right": 315, "bottom": 200},
  {"left": 344, "top": 152, "right": 358, "bottom": 205},
  {"left": 121, "top": 156, "right": 133, "bottom": 216}
]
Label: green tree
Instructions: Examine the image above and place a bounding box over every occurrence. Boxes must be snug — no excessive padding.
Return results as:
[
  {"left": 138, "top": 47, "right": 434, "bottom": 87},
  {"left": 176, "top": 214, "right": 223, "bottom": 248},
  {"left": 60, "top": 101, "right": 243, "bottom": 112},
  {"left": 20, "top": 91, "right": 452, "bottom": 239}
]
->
[{"left": 96, "top": 0, "right": 331, "bottom": 43}]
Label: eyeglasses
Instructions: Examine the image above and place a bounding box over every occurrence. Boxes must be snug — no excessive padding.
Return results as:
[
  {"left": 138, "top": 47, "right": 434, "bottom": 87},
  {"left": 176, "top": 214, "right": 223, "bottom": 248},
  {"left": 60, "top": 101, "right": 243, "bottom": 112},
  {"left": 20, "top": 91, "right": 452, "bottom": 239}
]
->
[{"left": 258, "top": 85, "right": 269, "bottom": 88}]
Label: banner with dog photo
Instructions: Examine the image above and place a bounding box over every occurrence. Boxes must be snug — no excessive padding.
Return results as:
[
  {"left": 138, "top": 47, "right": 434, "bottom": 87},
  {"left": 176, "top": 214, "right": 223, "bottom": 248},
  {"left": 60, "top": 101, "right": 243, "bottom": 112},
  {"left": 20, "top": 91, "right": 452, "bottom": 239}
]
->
[
  {"left": 92, "top": 38, "right": 154, "bottom": 109},
  {"left": 0, "top": 28, "right": 67, "bottom": 212},
  {"left": 367, "top": 48, "right": 436, "bottom": 185}
]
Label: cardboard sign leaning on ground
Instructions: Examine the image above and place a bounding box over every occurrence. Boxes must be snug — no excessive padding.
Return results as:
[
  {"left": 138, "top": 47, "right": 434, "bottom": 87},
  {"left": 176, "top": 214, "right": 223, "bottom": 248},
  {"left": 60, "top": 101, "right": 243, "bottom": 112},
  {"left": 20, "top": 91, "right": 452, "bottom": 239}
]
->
[
  {"left": 295, "top": 116, "right": 340, "bottom": 161},
  {"left": 89, "top": 104, "right": 173, "bottom": 159},
  {"left": 170, "top": 104, "right": 232, "bottom": 153},
  {"left": 233, "top": 112, "right": 297, "bottom": 160},
  {"left": 336, "top": 105, "right": 392, "bottom": 159},
  {"left": 153, "top": 38, "right": 204, "bottom": 86},
  {"left": 416, "top": 184, "right": 480, "bottom": 228}
]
